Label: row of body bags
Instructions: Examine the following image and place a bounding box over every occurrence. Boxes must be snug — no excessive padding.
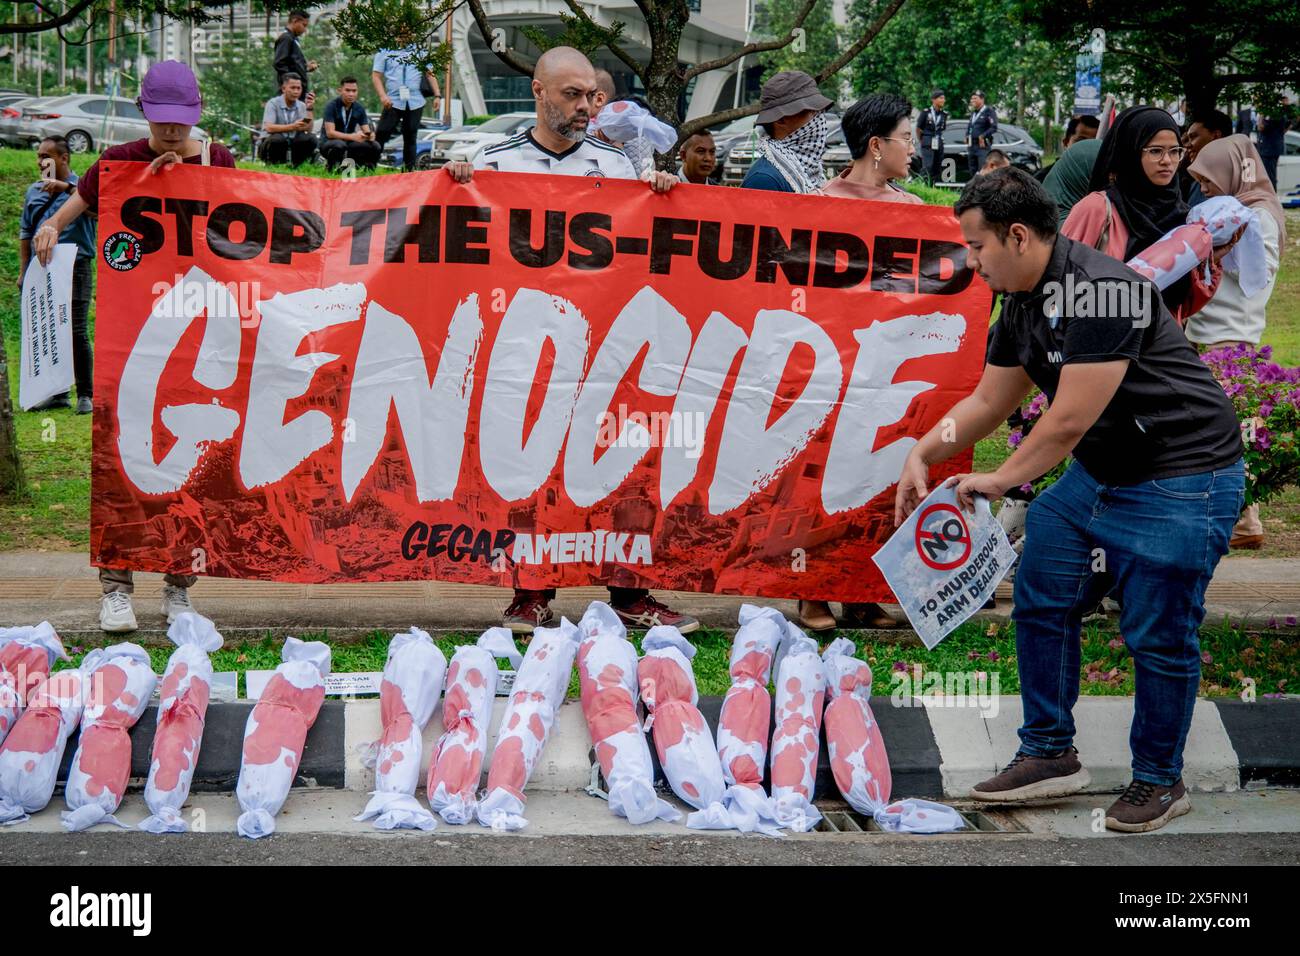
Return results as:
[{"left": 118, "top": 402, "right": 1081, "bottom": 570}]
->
[
  {"left": 0, "top": 604, "right": 962, "bottom": 836},
  {"left": 354, "top": 602, "right": 962, "bottom": 836}
]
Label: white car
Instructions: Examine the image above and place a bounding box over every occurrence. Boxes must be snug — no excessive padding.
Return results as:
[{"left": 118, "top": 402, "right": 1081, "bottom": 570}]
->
[{"left": 427, "top": 111, "right": 534, "bottom": 168}]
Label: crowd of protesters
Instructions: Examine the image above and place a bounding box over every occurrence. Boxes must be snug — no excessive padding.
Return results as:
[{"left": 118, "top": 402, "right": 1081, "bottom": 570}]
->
[{"left": 16, "top": 23, "right": 1294, "bottom": 834}]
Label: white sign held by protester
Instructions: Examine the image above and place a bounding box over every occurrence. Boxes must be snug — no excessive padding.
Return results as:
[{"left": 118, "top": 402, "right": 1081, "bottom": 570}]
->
[
  {"left": 19, "top": 243, "right": 76, "bottom": 410},
  {"left": 872, "top": 482, "right": 1017, "bottom": 649}
]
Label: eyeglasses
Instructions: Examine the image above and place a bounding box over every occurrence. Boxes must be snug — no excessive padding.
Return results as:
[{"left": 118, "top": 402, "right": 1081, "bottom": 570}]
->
[
  {"left": 1141, "top": 145, "right": 1188, "bottom": 161},
  {"left": 878, "top": 136, "right": 913, "bottom": 146}
]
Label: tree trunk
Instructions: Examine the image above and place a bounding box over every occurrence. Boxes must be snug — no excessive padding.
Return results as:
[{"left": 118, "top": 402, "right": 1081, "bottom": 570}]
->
[
  {"left": 641, "top": 5, "right": 688, "bottom": 169},
  {"left": 0, "top": 332, "right": 25, "bottom": 500}
]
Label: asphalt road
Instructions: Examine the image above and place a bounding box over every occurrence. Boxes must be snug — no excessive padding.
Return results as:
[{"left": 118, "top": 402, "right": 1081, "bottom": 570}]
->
[{"left": 5, "top": 830, "right": 1299, "bottom": 866}]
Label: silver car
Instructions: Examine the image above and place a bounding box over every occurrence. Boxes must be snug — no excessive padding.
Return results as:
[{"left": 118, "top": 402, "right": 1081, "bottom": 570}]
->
[
  {"left": 0, "top": 94, "right": 42, "bottom": 147},
  {"left": 13, "top": 94, "right": 208, "bottom": 153}
]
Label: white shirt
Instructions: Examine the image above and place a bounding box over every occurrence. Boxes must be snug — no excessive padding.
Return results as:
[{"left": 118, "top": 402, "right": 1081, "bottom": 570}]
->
[
  {"left": 474, "top": 128, "right": 636, "bottom": 179},
  {"left": 1184, "top": 212, "right": 1281, "bottom": 346}
]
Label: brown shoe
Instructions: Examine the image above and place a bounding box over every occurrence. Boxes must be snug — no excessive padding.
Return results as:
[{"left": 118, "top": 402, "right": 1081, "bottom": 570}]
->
[
  {"left": 969, "top": 748, "right": 1091, "bottom": 802},
  {"left": 611, "top": 593, "right": 700, "bottom": 634},
  {"left": 503, "top": 590, "right": 555, "bottom": 635},
  {"left": 798, "top": 600, "right": 837, "bottom": 632},
  {"left": 1104, "top": 779, "right": 1191, "bottom": 833},
  {"left": 1229, "top": 533, "right": 1264, "bottom": 550},
  {"left": 840, "top": 601, "right": 898, "bottom": 629}
]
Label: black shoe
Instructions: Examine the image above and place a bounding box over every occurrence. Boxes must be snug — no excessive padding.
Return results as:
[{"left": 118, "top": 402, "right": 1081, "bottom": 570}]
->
[{"left": 29, "top": 392, "right": 71, "bottom": 410}]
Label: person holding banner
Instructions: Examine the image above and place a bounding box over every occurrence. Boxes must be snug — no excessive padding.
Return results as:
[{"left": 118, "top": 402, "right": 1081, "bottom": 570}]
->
[
  {"left": 17, "top": 136, "right": 96, "bottom": 414},
  {"left": 444, "top": 46, "right": 693, "bottom": 636},
  {"left": 896, "top": 168, "right": 1244, "bottom": 833},
  {"left": 33, "top": 60, "right": 231, "bottom": 634}
]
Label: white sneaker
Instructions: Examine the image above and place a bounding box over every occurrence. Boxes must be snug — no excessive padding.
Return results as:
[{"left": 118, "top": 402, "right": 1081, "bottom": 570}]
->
[
  {"left": 161, "top": 585, "right": 194, "bottom": 624},
  {"left": 99, "top": 592, "right": 138, "bottom": 633}
]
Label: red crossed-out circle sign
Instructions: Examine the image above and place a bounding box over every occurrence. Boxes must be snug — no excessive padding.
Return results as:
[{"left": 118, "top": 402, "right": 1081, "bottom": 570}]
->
[{"left": 915, "top": 502, "right": 972, "bottom": 571}]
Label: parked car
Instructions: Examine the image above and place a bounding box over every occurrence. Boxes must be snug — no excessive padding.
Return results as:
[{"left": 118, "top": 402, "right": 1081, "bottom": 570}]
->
[
  {"left": 914, "top": 119, "right": 1044, "bottom": 187},
  {"left": 9, "top": 94, "right": 208, "bottom": 153},
  {"left": 422, "top": 111, "right": 534, "bottom": 168},
  {"left": 1278, "top": 130, "right": 1300, "bottom": 208},
  {"left": 721, "top": 114, "right": 842, "bottom": 185},
  {"left": 0, "top": 95, "right": 45, "bottom": 147},
  {"left": 707, "top": 114, "right": 758, "bottom": 181}
]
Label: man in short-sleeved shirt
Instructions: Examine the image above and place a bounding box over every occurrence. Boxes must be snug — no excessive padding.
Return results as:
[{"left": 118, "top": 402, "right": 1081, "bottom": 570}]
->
[
  {"left": 371, "top": 43, "right": 438, "bottom": 172},
  {"left": 259, "top": 72, "right": 317, "bottom": 167},
  {"left": 445, "top": 45, "right": 695, "bottom": 639},
  {"left": 320, "top": 76, "right": 380, "bottom": 171},
  {"left": 18, "top": 136, "right": 97, "bottom": 412},
  {"left": 896, "top": 168, "right": 1243, "bottom": 834}
]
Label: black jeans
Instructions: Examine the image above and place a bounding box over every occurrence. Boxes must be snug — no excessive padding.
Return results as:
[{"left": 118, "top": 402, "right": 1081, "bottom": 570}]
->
[
  {"left": 68, "top": 255, "right": 94, "bottom": 398},
  {"left": 320, "top": 138, "right": 382, "bottom": 171},
  {"left": 376, "top": 106, "right": 423, "bottom": 170},
  {"left": 259, "top": 132, "right": 317, "bottom": 167}
]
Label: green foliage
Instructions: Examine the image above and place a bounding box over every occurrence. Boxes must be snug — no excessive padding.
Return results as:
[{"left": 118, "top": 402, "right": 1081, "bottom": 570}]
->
[
  {"left": 753, "top": 0, "right": 842, "bottom": 85},
  {"left": 333, "top": 0, "right": 453, "bottom": 76},
  {"left": 849, "top": 0, "right": 1072, "bottom": 122},
  {"left": 518, "top": 13, "right": 626, "bottom": 58},
  {"left": 1017, "top": 0, "right": 1300, "bottom": 114}
]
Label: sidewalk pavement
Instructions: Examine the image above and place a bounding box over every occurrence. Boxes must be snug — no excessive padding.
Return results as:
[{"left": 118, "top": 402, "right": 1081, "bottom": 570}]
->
[{"left": 3, "top": 552, "right": 1300, "bottom": 640}]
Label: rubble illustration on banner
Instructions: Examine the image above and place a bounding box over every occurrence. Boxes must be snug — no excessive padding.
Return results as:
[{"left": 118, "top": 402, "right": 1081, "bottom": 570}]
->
[
  {"left": 427, "top": 628, "right": 521, "bottom": 825},
  {"left": 638, "top": 626, "right": 731, "bottom": 827},
  {"left": 575, "top": 602, "right": 680, "bottom": 825},
  {"left": 140, "top": 612, "right": 225, "bottom": 834},
  {"left": 0, "top": 622, "right": 68, "bottom": 748},
  {"left": 703, "top": 604, "right": 790, "bottom": 836},
  {"left": 478, "top": 618, "right": 580, "bottom": 830},
  {"left": 235, "top": 637, "right": 332, "bottom": 839},
  {"left": 0, "top": 662, "right": 89, "bottom": 824},
  {"left": 63, "top": 643, "right": 158, "bottom": 831},
  {"left": 769, "top": 633, "right": 826, "bottom": 832},
  {"left": 355, "top": 627, "right": 446, "bottom": 831}
]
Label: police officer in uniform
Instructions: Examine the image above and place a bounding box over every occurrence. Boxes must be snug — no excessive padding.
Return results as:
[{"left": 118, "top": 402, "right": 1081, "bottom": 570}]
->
[
  {"left": 916, "top": 89, "right": 948, "bottom": 184},
  {"left": 966, "top": 89, "right": 998, "bottom": 177}
]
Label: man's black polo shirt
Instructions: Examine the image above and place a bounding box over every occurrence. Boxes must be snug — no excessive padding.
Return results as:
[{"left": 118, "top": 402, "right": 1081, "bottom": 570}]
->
[{"left": 986, "top": 235, "right": 1242, "bottom": 484}]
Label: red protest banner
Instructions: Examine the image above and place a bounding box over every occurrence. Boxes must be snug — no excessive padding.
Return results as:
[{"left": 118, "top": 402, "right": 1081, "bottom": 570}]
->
[{"left": 90, "top": 162, "right": 991, "bottom": 601}]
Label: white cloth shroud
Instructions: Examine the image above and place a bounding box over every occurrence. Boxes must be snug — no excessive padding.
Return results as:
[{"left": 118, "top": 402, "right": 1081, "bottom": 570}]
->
[
  {"left": 355, "top": 627, "right": 446, "bottom": 831},
  {"left": 235, "top": 637, "right": 331, "bottom": 839},
  {"left": 62, "top": 642, "right": 158, "bottom": 831},
  {"left": 637, "top": 626, "right": 733, "bottom": 828},
  {"left": 576, "top": 602, "right": 679, "bottom": 825},
  {"left": 0, "top": 660, "right": 87, "bottom": 824},
  {"left": 140, "top": 613, "right": 224, "bottom": 833},
  {"left": 427, "top": 628, "right": 521, "bottom": 825},
  {"left": 0, "top": 622, "right": 67, "bottom": 748},
  {"left": 477, "top": 618, "right": 580, "bottom": 830},
  {"left": 769, "top": 634, "right": 826, "bottom": 833}
]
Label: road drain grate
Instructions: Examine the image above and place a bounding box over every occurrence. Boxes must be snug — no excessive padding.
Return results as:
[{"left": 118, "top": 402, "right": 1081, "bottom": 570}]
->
[{"left": 813, "top": 807, "right": 1027, "bottom": 834}]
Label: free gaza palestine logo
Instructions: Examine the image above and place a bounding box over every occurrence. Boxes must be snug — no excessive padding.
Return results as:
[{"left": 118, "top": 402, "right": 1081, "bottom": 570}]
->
[{"left": 102, "top": 231, "right": 143, "bottom": 271}]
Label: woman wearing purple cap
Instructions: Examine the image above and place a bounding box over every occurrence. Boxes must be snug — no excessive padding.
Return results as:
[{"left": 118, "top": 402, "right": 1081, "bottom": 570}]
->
[{"left": 33, "top": 60, "right": 234, "bottom": 636}]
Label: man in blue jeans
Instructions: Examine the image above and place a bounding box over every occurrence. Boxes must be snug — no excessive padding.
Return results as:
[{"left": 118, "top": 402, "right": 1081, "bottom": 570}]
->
[{"left": 895, "top": 168, "right": 1244, "bottom": 833}]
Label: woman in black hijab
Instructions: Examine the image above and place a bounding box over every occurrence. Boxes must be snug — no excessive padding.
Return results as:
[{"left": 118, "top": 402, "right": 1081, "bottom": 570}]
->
[{"left": 1062, "top": 105, "right": 1221, "bottom": 322}]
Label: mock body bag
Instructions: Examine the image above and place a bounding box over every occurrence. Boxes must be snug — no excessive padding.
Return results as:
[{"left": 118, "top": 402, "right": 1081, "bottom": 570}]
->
[{"left": 355, "top": 627, "right": 447, "bottom": 831}]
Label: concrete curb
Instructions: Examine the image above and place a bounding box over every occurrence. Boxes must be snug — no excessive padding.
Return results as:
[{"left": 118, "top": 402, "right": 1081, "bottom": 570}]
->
[{"left": 49, "top": 696, "right": 1300, "bottom": 802}]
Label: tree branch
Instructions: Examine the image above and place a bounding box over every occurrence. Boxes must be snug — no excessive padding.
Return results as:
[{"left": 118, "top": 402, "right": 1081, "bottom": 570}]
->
[
  {"left": 677, "top": 100, "right": 761, "bottom": 140},
  {"left": 0, "top": 0, "right": 96, "bottom": 34},
  {"left": 814, "top": 0, "right": 907, "bottom": 83},
  {"left": 683, "top": 0, "right": 817, "bottom": 81},
  {"left": 465, "top": 0, "right": 536, "bottom": 76},
  {"left": 562, "top": 0, "right": 645, "bottom": 81}
]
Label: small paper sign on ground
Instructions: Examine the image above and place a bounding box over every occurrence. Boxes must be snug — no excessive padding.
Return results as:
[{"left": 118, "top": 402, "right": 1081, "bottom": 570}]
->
[
  {"left": 245, "top": 670, "right": 383, "bottom": 699},
  {"left": 872, "top": 482, "right": 1017, "bottom": 649}
]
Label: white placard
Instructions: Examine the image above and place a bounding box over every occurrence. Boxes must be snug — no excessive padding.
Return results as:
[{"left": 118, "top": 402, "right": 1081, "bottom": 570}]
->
[
  {"left": 871, "top": 482, "right": 1017, "bottom": 649},
  {"left": 244, "top": 670, "right": 383, "bottom": 699},
  {"left": 19, "top": 243, "right": 76, "bottom": 409},
  {"left": 210, "top": 671, "right": 239, "bottom": 702}
]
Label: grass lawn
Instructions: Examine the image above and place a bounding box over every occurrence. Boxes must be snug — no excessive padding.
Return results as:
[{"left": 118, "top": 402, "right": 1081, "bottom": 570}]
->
[{"left": 46, "top": 617, "right": 1297, "bottom": 700}]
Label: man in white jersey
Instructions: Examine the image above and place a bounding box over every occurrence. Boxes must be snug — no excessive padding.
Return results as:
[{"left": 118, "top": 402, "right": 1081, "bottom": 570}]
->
[{"left": 446, "top": 46, "right": 694, "bottom": 636}]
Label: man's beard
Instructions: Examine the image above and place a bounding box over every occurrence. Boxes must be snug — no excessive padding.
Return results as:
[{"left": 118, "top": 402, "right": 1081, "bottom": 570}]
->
[{"left": 543, "top": 98, "right": 588, "bottom": 143}]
